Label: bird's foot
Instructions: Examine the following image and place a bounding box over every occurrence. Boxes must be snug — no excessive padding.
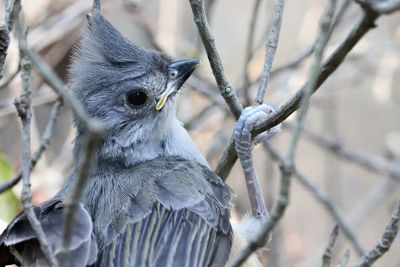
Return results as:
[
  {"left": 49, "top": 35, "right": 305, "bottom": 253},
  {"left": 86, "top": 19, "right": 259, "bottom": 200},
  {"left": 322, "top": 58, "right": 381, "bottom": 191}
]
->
[{"left": 234, "top": 103, "right": 281, "bottom": 220}]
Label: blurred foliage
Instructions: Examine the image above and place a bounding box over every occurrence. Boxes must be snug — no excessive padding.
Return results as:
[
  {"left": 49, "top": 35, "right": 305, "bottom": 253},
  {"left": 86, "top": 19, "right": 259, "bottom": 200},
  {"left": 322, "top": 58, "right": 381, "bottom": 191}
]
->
[{"left": 0, "top": 150, "right": 19, "bottom": 223}]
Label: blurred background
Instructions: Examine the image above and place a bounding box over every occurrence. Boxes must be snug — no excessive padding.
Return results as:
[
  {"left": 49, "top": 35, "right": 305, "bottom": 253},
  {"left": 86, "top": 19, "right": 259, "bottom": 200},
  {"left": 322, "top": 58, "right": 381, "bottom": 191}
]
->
[{"left": 0, "top": 0, "right": 399, "bottom": 266}]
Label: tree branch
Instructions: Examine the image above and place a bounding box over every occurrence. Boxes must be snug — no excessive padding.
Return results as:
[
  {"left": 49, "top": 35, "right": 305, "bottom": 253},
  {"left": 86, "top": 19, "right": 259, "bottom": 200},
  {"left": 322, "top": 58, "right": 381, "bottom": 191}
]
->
[
  {"left": 188, "top": 0, "right": 243, "bottom": 119},
  {"left": 264, "top": 142, "right": 366, "bottom": 255},
  {"left": 354, "top": 200, "right": 400, "bottom": 267},
  {"left": 322, "top": 225, "right": 339, "bottom": 267},
  {"left": 230, "top": 1, "right": 336, "bottom": 265},
  {"left": 0, "top": 99, "right": 62, "bottom": 194},
  {"left": 216, "top": 7, "right": 380, "bottom": 181},
  {"left": 92, "top": 0, "right": 101, "bottom": 11},
  {"left": 357, "top": 0, "right": 400, "bottom": 14},
  {"left": 242, "top": 0, "right": 262, "bottom": 105},
  {"left": 255, "top": 0, "right": 285, "bottom": 104},
  {"left": 14, "top": 16, "right": 57, "bottom": 266},
  {"left": 0, "top": 0, "right": 21, "bottom": 79},
  {"left": 337, "top": 249, "right": 350, "bottom": 267}
]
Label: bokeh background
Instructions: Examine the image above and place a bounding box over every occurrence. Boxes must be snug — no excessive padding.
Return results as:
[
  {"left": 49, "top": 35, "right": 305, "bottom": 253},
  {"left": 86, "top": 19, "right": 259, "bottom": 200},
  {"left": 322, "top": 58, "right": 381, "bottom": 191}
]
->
[{"left": 0, "top": 0, "right": 399, "bottom": 266}]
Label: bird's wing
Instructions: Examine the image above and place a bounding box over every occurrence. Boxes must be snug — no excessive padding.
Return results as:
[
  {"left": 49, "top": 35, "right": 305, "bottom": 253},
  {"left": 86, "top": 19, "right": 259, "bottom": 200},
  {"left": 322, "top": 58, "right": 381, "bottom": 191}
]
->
[
  {"left": 85, "top": 156, "right": 232, "bottom": 267},
  {"left": 0, "top": 198, "right": 98, "bottom": 267}
]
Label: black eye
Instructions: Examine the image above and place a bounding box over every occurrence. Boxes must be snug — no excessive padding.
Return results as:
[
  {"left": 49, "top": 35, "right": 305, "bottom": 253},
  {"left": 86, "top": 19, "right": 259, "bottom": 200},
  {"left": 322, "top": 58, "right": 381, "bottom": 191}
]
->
[{"left": 126, "top": 91, "right": 148, "bottom": 107}]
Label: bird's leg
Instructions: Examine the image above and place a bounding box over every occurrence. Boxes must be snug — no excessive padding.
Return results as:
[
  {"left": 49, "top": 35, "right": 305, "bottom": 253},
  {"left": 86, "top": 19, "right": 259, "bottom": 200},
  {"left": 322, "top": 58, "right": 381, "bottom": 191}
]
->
[{"left": 234, "top": 103, "right": 281, "bottom": 220}]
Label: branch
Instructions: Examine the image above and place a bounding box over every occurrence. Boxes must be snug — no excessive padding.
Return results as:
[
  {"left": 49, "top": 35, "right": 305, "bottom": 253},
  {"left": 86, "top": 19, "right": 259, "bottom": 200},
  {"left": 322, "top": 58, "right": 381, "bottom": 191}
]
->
[
  {"left": 14, "top": 16, "right": 56, "bottom": 266},
  {"left": 0, "top": 0, "right": 21, "bottom": 79},
  {"left": 289, "top": 124, "right": 400, "bottom": 180},
  {"left": 357, "top": 0, "right": 400, "bottom": 14},
  {"left": 92, "top": 0, "right": 101, "bottom": 11},
  {"left": 255, "top": 0, "right": 285, "bottom": 104},
  {"left": 230, "top": 2, "right": 336, "bottom": 265},
  {"left": 17, "top": 33, "right": 104, "bottom": 134},
  {"left": 338, "top": 249, "right": 350, "bottom": 267},
  {"left": 242, "top": 0, "right": 262, "bottom": 105},
  {"left": 0, "top": 67, "right": 19, "bottom": 90},
  {"left": 216, "top": 7, "right": 380, "bottom": 181},
  {"left": 188, "top": 0, "right": 243, "bottom": 119},
  {"left": 264, "top": 142, "right": 366, "bottom": 255},
  {"left": 59, "top": 129, "right": 103, "bottom": 267},
  {"left": 322, "top": 225, "right": 339, "bottom": 267},
  {"left": 0, "top": 99, "right": 62, "bottom": 194},
  {"left": 15, "top": 9, "right": 106, "bottom": 266},
  {"left": 354, "top": 200, "right": 400, "bottom": 267}
]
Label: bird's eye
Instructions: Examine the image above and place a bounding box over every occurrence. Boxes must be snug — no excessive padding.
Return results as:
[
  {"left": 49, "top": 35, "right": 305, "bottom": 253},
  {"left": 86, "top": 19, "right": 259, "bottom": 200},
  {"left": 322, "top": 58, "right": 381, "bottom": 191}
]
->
[{"left": 126, "top": 91, "right": 148, "bottom": 107}]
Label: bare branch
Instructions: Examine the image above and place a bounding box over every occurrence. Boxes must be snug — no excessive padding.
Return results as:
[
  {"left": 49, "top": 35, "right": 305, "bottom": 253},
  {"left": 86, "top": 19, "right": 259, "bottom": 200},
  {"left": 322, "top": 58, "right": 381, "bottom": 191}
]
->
[
  {"left": 17, "top": 33, "right": 104, "bottom": 134},
  {"left": 338, "top": 249, "right": 350, "bottom": 267},
  {"left": 92, "top": 0, "right": 101, "bottom": 11},
  {"left": 14, "top": 16, "right": 56, "bottom": 266},
  {"left": 269, "top": 46, "right": 314, "bottom": 77},
  {"left": 0, "top": 0, "right": 21, "bottom": 79},
  {"left": 322, "top": 225, "right": 339, "bottom": 267},
  {"left": 290, "top": 124, "right": 400, "bottom": 180},
  {"left": 188, "top": 0, "right": 243, "bottom": 119},
  {"left": 354, "top": 200, "right": 400, "bottom": 267},
  {"left": 357, "top": 0, "right": 400, "bottom": 14},
  {"left": 230, "top": 2, "right": 337, "bottom": 265},
  {"left": 59, "top": 130, "right": 103, "bottom": 267},
  {"left": 242, "top": 0, "right": 262, "bottom": 105},
  {"left": 0, "top": 99, "right": 62, "bottom": 194},
  {"left": 216, "top": 7, "right": 380, "bottom": 181},
  {"left": 0, "top": 67, "right": 19, "bottom": 90},
  {"left": 255, "top": 0, "right": 285, "bottom": 104},
  {"left": 264, "top": 142, "right": 366, "bottom": 255}
]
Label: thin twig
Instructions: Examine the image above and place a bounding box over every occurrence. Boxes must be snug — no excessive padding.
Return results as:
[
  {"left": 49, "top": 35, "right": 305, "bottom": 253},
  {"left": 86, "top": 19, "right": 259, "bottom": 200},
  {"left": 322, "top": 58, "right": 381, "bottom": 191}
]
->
[
  {"left": 188, "top": 0, "right": 243, "bottom": 119},
  {"left": 216, "top": 7, "right": 380, "bottom": 181},
  {"left": 354, "top": 200, "right": 400, "bottom": 267},
  {"left": 0, "top": 67, "right": 19, "bottom": 90},
  {"left": 357, "top": 0, "right": 400, "bottom": 14},
  {"left": 323, "top": 225, "right": 339, "bottom": 267},
  {"left": 0, "top": 99, "right": 62, "bottom": 194},
  {"left": 255, "top": 0, "right": 285, "bottom": 104},
  {"left": 269, "top": 46, "right": 314, "bottom": 77},
  {"left": 289, "top": 124, "right": 400, "bottom": 180},
  {"left": 230, "top": 2, "right": 336, "bottom": 265},
  {"left": 16, "top": 9, "right": 105, "bottom": 266},
  {"left": 264, "top": 142, "right": 366, "bottom": 255},
  {"left": 0, "top": 0, "right": 21, "bottom": 79},
  {"left": 14, "top": 16, "right": 57, "bottom": 266},
  {"left": 338, "top": 249, "right": 350, "bottom": 267},
  {"left": 92, "top": 0, "right": 101, "bottom": 11},
  {"left": 242, "top": 0, "right": 262, "bottom": 105},
  {"left": 58, "top": 130, "right": 103, "bottom": 267}
]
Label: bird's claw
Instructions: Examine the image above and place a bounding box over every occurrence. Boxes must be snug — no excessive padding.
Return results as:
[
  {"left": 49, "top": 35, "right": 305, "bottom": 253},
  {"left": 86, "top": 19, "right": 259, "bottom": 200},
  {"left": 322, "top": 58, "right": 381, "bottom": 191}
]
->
[{"left": 234, "top": 103, "right": 281, "bottom": 157}]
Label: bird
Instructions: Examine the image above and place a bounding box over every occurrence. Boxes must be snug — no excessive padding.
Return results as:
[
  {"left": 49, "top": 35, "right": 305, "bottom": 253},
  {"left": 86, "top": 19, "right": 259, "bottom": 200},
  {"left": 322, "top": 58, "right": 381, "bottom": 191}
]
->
[{"left": 0, "top": 11, "right": 233, "bottom": 267}]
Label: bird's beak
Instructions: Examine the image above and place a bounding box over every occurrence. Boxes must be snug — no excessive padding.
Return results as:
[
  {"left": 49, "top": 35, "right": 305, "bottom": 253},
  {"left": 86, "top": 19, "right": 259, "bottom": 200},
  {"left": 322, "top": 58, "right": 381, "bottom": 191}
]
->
[{"left": 156, "top": 59, "right": 200, "bottom": 110}]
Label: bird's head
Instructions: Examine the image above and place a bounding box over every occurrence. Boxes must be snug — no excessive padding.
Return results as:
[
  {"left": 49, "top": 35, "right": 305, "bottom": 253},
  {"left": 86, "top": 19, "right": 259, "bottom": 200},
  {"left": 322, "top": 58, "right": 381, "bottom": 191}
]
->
[{"left": 69, "top": 12, "right": 199, "bottom": 156}]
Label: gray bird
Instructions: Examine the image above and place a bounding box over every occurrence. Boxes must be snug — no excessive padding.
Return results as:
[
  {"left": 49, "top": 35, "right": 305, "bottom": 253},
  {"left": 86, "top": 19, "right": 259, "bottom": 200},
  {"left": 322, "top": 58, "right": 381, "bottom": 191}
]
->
[{"left": 0, "top": 12, "right": 232, "bottom": 267}]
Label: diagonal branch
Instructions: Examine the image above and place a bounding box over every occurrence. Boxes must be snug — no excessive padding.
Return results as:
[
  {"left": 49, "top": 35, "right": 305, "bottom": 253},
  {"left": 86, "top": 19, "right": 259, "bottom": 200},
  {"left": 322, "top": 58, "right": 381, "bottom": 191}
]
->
[
  {"left": 14, "top": 16, "right": 57, "bottom": 266},
  {"left": 188, "top": 0, "right": 243, "bottom": 119},
  {"left": 0, "top": 0, "right": 21, "bottom": 79},
  {"left": 264, "top": 142, "right": 366, "bottom": 255},
  {"left": 322, "top": 225, "right": 339, "bottom": 267},
  {"left": 0, "top": 99, "right": 62, "bottom": 194},
  {"left": 230, "top": 1, "right": 337, "bottom": 265},
  {"left": 354, "top": 200, "right": 400, "bottom": 267},
  {"left": 255, "top": 0, "right": 285, "bottom": 104},
  {"left": 216, "top": 7, "right": 380, "bottom": 181}
]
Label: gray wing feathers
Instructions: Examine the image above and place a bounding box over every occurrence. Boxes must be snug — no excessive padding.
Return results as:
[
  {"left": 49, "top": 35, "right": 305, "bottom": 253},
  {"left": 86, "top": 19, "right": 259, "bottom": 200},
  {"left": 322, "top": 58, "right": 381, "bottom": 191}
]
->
[
  {"left": 87, "top": 157, "right": 232, "bottom": 267},
  {"left": 0, "top": 201, "right": 98, "bottom": 266},
  {"left": 0, "top": 156, "right": 231, "bottom": 267}
]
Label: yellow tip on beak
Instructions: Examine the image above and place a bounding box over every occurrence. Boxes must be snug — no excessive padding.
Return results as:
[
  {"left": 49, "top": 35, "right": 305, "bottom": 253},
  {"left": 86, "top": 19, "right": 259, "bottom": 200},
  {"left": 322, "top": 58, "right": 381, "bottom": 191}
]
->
[
  {"left": 156, "top": 85, "right": 176, "bottom": 111},
  {"left": 156, "top": 95, "right": 168, "bottom": 110}
]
